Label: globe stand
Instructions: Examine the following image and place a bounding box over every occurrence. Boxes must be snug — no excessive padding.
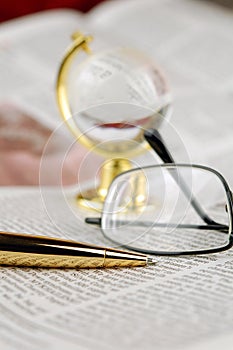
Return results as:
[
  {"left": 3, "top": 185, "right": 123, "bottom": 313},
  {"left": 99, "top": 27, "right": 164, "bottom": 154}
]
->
[{"left": 77, "top": 158, "right": 132, "bottom": 211}]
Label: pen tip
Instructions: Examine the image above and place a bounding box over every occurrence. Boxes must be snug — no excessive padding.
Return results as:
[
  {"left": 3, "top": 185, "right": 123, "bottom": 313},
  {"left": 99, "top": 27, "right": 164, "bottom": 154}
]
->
[{"left": 147, "top": 257, "right": 157, "bottom": 265}]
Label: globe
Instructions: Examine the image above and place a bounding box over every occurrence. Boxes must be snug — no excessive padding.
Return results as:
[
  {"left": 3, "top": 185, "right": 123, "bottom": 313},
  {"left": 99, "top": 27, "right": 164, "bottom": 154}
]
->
[{"left": 66, "top": 46, "right": 171, "bottom": 157}]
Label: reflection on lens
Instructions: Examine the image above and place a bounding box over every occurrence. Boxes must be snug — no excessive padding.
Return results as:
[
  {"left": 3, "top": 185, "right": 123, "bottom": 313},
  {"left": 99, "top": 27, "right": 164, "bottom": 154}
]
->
[{"left": 101, "top": 165, "right": 230, "bottom": 254}]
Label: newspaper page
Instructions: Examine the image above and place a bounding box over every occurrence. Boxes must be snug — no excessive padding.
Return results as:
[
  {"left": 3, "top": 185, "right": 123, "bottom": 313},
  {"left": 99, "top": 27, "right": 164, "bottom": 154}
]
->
[
  {"left": 1, "top": 0, "right": 233, "bottom": 350},
  {"left": 0, "top": 9, "right": 84, "bottom": 129},
  {"left": 1, "top": 186, "right": 233, "bottom": 350}
]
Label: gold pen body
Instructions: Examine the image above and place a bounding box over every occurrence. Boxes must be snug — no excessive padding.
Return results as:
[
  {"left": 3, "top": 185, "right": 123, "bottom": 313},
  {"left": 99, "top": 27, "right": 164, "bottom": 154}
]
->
[{"left": 0, "top": 232, "right": 155, "bottom": 268}]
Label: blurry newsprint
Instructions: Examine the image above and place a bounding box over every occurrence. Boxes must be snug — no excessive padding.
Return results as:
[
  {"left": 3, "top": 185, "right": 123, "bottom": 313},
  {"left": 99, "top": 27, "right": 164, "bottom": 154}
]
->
[{"left": 0, "top": 1, "right": 233, "bottom": 349}]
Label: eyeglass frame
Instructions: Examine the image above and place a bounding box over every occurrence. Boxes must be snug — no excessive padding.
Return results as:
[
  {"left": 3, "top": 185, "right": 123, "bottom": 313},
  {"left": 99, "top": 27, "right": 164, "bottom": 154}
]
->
[{"left": 85, "top": 129, "right": 233, "bottom": 256}]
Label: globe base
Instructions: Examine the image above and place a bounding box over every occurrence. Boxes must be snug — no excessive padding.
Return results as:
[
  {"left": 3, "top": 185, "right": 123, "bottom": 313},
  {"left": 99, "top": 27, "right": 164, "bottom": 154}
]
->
[{"left": 76, "top": 158, "right": 132, "bottom": 211}]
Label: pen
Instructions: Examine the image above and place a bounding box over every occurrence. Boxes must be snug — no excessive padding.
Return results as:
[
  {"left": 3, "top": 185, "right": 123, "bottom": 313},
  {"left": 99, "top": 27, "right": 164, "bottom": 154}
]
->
[{"left": 0, "top": 231, "right": 156, "bottom": 268}]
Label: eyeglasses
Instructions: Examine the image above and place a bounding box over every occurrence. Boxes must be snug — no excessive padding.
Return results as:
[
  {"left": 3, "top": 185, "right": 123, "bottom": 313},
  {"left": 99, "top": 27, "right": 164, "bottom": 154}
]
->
[{"left": 85, "top": 129, "right": 233, "bottom": 256}]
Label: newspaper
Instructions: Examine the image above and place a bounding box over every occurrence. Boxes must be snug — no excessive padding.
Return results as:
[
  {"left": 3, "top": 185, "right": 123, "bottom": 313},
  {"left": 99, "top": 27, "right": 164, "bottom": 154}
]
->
[
  {"left": 0, "top": 0, "right": 233, "bottom": 349},
  {"left": 1, "top": 186, "right": 233, "bottom": 350}
]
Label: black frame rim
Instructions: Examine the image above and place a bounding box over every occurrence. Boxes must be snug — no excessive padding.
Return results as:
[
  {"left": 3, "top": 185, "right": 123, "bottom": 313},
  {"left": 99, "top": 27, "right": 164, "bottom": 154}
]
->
[{"left": 100, "top": 163, "right": 233, "bottom": 256}]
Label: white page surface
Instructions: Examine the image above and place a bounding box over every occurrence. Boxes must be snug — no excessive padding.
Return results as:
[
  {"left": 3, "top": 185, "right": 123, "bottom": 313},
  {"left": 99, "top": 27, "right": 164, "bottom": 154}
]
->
[
  {"left": 0, "top": 10, "right": 84, "bottom": 129},
  {"left": 0, "top": 186, "right": 233, "bottom": 350}
]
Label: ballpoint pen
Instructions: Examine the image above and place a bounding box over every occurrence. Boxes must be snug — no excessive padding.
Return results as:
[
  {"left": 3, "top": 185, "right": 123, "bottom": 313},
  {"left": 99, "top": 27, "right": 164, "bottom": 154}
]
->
[{"left": 0, "top": 231, "right": 156, "bottom": 268}]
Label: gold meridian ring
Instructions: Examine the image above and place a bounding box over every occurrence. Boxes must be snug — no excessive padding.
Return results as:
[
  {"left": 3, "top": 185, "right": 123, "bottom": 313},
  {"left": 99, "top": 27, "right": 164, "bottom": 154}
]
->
[{"left": 56, "top": 31, "right": 95, "bottom": 150}]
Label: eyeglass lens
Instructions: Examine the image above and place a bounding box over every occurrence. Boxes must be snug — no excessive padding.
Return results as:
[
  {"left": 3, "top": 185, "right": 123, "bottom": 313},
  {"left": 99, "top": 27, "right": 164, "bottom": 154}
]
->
[{"left": 101, "top": 165, "right": 230, "bottom": 254}]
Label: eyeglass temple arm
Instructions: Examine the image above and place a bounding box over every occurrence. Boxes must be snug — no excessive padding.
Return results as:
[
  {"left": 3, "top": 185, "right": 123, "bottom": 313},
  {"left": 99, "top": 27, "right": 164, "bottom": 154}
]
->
[
  {"left": 143, "top": 128, "right": 218, "bottom": 226},
  {"left": 85, "top": 218, "right": 228, "bottom": 232}
]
